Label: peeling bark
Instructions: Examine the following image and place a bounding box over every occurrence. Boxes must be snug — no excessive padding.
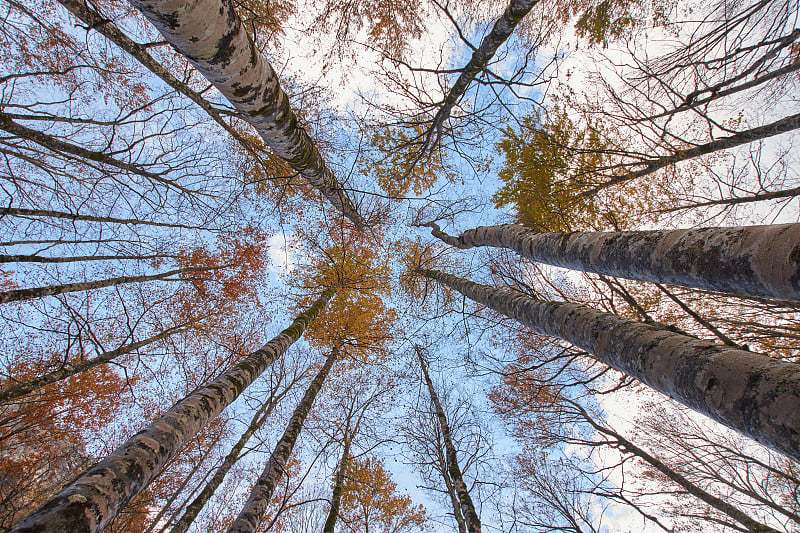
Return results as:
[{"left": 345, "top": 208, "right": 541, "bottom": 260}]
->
[
  {"left": 0, "top": 265, "right": 214, "bottom": 304},
  {"left": 419, "top": 268, "right": 800, "bottom": 463},
  {"left": 126, "top": 0, "right": 365, "bottom": 229},
  {"left": 424, "top": 222, "right": 800, "bottom": 302},
  {"left": 9, "top": 288, "right": 335, "bottom": 533},
  {"left": 226, "top": 346, "right": 339, "bottom": 533},
  {"left": 424, "top": 0, "right": 538, "bottom": 152},
  {"left": 416, "top": 346, "right": 481, "bottom": 533},
  {"left": 0, "top": 323, "right": 191, "bottom": 404}
]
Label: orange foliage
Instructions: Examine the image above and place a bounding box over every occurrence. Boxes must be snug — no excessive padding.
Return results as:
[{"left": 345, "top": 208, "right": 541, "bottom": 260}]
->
[
  {"left": 0, "top": 352, "right": 131, "bottom": 528},
  {"left": 340, "top": 456, "right": 427, "bottom": 532},
  {"left": 295, "top": 228, "right": 396, "bottom": 363}
]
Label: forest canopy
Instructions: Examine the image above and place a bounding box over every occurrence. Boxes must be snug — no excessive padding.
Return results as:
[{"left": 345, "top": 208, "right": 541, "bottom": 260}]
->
[{"left": 1, "top": 0, "right": 800, "bottom": 531}]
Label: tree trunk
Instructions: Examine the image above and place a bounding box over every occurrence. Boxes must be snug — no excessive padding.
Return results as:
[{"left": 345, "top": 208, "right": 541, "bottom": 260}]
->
[
  {"left": 423, "top": 0, "right": 539, "bottom": 152},
  {"left": 0, "top": 207, "right": 205, "bottom": 230},
  {"left": 0, "top": 265, "right": 213, "bottom": 304},
  {"left": 140, "top": 432, "right": 221, "bottom": 533},
  {"left": 416, "top": 346, "right": 481, "bottom": 533},
  {"left": 226, "top": 346, "right": 339, "bottom": 533},
  {"left": 423, "top": 222, "right": 800, "bottom": 302},
  {"left": 418, "top": 268, "right": 800, "bottom": 463},
  {"left": 55, "top": 0, "right": 267, "bottom": 166},
  {"left": 126, "top": 0, "right": 365, "bottom": 229},
  {"left": 170, "top": 388, "right": 284, "bottom": 533},
  {"left": 437, "top": 433, "right": 468, "bottom": 533},
  {"left": 0, "top": 253, "right": 176, "bottom": 264},
  {"left": 322, "top": 426, "right": 354, "bottom": 533},
  {"left": 0, "top": 323, "right": 192, "bottom": 403},
  {"left": 571, "top": 402, "right": 780, "bottom": 533},
  {"left": 9, "top": 287, "right": 335, "bottom": 533}
]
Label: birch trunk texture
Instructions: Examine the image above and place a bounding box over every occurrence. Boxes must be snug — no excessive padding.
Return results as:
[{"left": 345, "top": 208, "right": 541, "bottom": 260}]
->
[
  {"left": 424, "top": 0, "right": 538, "bottom": 151},
  {"left": 0, "top": 323, "right": 191, "bottom": 404},
  {"left": 170, "top": 394, "right": 279, "bottom": 533},
  {"left": 226, "top": 346, "right": 339, "bottom": 533},
  {"left": 0, "top": 265, "right": 213, "bottom": 304},
  {"left": 570, "top": 402, "right": 780, "bottom": 533},
  {"left": 439, "top": 440, "right": 468, "bottom": 533},
  {"left": 418, "top": 269, "right": 800, "bottom": 463},
  {"left": 125, "top": 0, "right": 365, "bottom": 229},
  {"left": 424, "top": 222, "right": 800, "bottom": 302},
  {"left": 55, "top": 0, "right": 267, "bottom": 166},
  {"left": 9, "top": 287, "right": 335, "bottom": 533},
  {"left": 416, "top": 346, "right": 481, "bottom": 533}
]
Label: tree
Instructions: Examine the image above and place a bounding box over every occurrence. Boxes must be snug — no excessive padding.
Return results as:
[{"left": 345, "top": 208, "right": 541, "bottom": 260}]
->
[
  {"left": 337, "top": 456, "right": 427, "bottom": 533},
  {"left": 126, "top": 0, "right": 367, "bottom": 229},
  {"left": 225, "top": 345, "right": 340, "bottom": 533},
  {"left": 410, "top": 266, "right": 800, "bottom": 462},
  {"left": 420, "top": 221, "right": 800, "bottom": 302},
  {"left": 415, "top": 345, "right": 482, "bottom": 532},
  {"left": 10, "top": 287, "right": 335, "bottom": 532},
  {"left": 168, "top": 358, "right": 305, "bottom": 533}
]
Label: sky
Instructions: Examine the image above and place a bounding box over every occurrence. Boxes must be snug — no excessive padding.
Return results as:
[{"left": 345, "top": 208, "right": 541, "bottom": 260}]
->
[{"left": 1, "top": 0, "right": 799, "bottom": 531}]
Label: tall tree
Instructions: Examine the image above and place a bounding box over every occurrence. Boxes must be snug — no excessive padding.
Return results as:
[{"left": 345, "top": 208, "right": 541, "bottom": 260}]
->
[
  {"left": 411, "top": 266, "right": 800, "bottom": 462},
  {"left": 421, "top": 221, "right": 800, "bottom": 302},
  {"left": 126, "top": 0, "right": 366, "bottom": 229},
  {"left": 225, "top": 345, "right": 339, "bottom": 533},
  {"left": 10, "top": 287, "right": 335, "bottom": 533},
  {"left": 416, "top": 345, "right": 482, "bottom": 533}
]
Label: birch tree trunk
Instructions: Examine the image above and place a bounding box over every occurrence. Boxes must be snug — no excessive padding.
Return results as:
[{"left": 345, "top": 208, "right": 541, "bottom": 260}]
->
[
  {"left": 423, "top": 0, "right": 539, "bottom": 152},
  {"left": 569, "top": 401, "right": 780, "bottom": 533},
  {"left": 125, "top": 0, "right": 365, "bottom": 229},
  {"left": 0, "top": 265, "right": 213, "bottom": 304},
  {"left": 226, "top": 346, "right": 339, "bottom": 533},
  {"left": 170, "top": 385, "right": 285, "bottom": 533},
  {"left": 438, "top": 435, "right": 468, "bottom": 533},
  {"left": 416, "top": 346, "right": 481, "bottom": 533},
  {"left": 9, "top": 287, "right": 335, "bottom": 533},
  {"left": 55, "top": 0, "right": 267, "bottom": 166},
  {"left": 0, "top": 323, "right": 192, "bottom": 403},
  {"left": 423, "top": 222, "right": 800, "bottom": 302},
  {"left": 418, "top": 268, "right": 800, "bottom": 463},
  {"left": 0, "top": 207, "right": 205, "bottom": 230}
]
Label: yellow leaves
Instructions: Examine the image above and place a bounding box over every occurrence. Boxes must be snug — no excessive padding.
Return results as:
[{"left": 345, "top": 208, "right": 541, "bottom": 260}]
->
[
  {"left": 366, "top": 123, "right": 450, "bottom": 198},
  {"left": 340, "top": 456, "right": 427, "bottom": 531},
  {"left": 293, "top": 229, "right": 396, "bottom": 363}
]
